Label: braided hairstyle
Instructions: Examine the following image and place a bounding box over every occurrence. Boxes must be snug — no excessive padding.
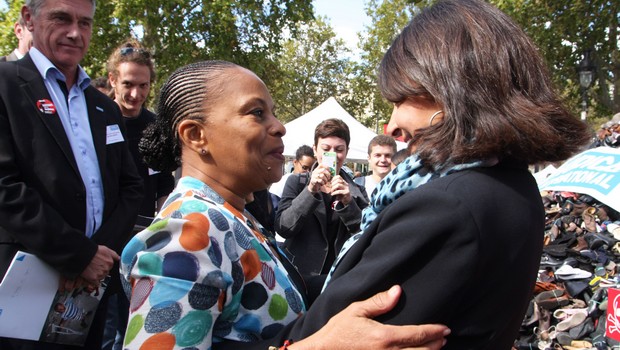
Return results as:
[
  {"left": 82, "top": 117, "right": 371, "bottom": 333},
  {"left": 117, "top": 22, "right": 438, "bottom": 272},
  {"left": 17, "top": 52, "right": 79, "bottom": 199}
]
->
[{"left": 139, "top": 60, "right": 239, "bottom": 173}]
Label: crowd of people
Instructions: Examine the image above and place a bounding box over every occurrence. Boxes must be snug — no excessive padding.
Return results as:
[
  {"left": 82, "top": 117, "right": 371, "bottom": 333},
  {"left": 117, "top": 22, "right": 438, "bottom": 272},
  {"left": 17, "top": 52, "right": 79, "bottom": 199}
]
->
[{"left": 1, "top": 0, "right": 617, "bottom": 350}]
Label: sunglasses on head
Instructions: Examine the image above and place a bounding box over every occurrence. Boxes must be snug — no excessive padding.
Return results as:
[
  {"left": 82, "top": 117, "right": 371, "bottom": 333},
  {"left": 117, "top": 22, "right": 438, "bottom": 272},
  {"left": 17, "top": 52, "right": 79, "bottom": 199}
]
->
[{"left": 120, "top": 47, "right": 150, "bottom": 58}]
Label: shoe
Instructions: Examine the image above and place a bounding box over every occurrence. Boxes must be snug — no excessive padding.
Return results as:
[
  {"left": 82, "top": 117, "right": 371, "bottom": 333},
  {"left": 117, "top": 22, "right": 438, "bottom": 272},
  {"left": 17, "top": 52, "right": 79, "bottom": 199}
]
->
[
  {"left": 540, "top": 254, "right": 566, "bottom": 267},
  {"left": 612, "top": 242, "right": 620, "bottom": 256},
  {"left": 564, "top": 280, "right": 590, "bottom": 298},
  {"left": 555, "top": 331, "right": 573, "bottom": 346},
  {"left": 567, "top": 318, "right": 594, "bottom": 340},
  {"left": 584, "top": 232, "right": 616, "bottom": 250},
  {"left": 569, "top": 339, "right": 593, "bottom": 348},
  {"left": 570, "top": 236, "right": 588, "bottom": 252},
  {"left": 535, "top": 289, "right": 571, "bottom": 310},
  {"left": 522, "top": 300, "right": 540, "bottom": 327},
  {"left": 582, "top": 211, "right": 600, "bottom": 233},
  {"left": 587, "top": 288, "right": 607, "bottom": 317},
  {"left": 591, "top": 314, "right": 608, "bottom": 350},
  {"left": 554, "top": 264, "right": 592, "bottom": 280},
  {"left": 608, "top": 222, "right": 620, "bottom": 240},
  {"left": 554, "top": 308, "right": 588, "bottom": 331},
  {"left": 580, "top": 249, "right": 610, "bottom": 265},
  {"left": 585, "top": 205, "right": 610, "bottom": 222}
]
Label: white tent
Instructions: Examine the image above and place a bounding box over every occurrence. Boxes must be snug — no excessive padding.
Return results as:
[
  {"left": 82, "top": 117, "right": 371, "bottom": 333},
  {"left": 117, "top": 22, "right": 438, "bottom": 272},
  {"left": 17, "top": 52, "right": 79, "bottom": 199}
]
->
[{"left": 282, "top": 97, "right": 405, "bottom": 162}]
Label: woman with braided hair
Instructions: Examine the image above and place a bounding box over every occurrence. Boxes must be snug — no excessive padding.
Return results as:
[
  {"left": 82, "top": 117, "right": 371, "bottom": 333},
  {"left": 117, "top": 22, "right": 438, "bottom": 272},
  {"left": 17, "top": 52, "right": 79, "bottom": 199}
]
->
[{"left": 120, "top": 60, "right": 448, "bottom": 350}]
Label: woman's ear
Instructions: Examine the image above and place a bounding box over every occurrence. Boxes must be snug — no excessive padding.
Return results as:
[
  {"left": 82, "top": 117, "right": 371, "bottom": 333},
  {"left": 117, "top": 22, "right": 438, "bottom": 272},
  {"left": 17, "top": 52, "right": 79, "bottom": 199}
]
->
[{"left": 178, "top": 119, "right": 208, "bottom": 155}]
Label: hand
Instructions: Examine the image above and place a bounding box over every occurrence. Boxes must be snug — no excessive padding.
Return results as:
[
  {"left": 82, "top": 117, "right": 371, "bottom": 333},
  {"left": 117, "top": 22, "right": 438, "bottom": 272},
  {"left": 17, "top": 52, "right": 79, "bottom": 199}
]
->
[
  {"left": 330, "top": 175, "right": 352, "bottom": 205},
  {"left": 307, "top": 166, "right": 332, "bottom": 194},
  {"left": 293, "top": 285, "right": 450, "bottom": 350},
  {"left": 80, "top": 245, "right": 119, "bottom": 285},
  {"left": 58, "top": 276, "right": 90, "bottom": 293}
]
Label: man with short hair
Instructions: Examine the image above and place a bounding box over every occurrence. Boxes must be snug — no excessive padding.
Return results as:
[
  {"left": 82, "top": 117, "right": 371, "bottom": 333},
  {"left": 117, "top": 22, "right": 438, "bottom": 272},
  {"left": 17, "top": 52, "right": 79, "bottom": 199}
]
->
[
  {"left": 106, "top": 40, "right": 174, "bottom": 218},
  {"left": 0, "top": 0, "right": 143, "bottom": 349},
  {"left": 269, "top": 144, "right": 315, "bottom": 199},
  {"left": 101, "top": 40, "right": 174, "bottom": 350},
  {"left": 355, "top": 135, "right": 397, "bottom": 197},
  {"left": 0, "top": 15, "right": 33, "bottom": 62}
]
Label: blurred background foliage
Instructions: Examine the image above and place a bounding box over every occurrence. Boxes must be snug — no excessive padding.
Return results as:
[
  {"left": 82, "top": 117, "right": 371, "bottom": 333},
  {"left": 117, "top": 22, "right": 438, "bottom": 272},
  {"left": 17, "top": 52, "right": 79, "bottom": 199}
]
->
[{"left": 0, "top": 0, "right": 617, "bottom": 133}]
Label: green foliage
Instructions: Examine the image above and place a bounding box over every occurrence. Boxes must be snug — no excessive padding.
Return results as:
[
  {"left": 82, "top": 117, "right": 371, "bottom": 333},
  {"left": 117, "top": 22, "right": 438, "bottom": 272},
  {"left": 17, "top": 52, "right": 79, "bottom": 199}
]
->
[
  {"left": 350, "top": 0, "right": 618, "bottom": 132},
  {"left": 495, "top": 0, "right": 619, "bottom": 129},
  {"left": 348, "top": 0, "right": 420, "bottom": 131},
  {"left": 2, "top": 0, "right": 616, "bottom": 132},
  {"left": 271, "top": 16, "right": 352, "bottom": 122},
  {"left": 0, "top": 0, "right": 313, "bottom": 110},
  {"left": 0, "top": 0, "right": 22, "bottom": 57},
  {"left": 104, "top": 0, "right": 314, "bottom": 106}
]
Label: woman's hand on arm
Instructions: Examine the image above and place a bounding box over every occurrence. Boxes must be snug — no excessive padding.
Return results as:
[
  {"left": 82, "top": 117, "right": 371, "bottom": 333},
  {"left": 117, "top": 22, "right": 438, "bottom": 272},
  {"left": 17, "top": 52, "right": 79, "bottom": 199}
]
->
[{"left": 288, "top": 285, "right": 449, "bottom": 350}]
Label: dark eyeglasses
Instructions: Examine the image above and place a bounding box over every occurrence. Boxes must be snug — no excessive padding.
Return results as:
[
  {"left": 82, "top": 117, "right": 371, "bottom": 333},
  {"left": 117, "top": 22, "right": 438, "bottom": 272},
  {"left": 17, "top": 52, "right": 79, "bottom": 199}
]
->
[{"left": 120, "top": 47, "right": 150, "bottom": 58}]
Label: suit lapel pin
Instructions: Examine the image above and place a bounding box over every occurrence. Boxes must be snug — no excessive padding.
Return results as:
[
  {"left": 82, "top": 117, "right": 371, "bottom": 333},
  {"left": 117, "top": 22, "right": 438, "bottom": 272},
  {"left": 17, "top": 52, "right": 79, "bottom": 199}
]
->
[{"left": 36, "top": 99, "right": 56, "bottom": 115}]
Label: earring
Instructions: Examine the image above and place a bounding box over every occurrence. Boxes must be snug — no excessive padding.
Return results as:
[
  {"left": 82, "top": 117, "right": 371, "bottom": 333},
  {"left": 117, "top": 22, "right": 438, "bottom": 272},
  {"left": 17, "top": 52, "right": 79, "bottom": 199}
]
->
[
  {"left": 267, "top": 167, "right": 272, "bottom": 171},
  {"left": 200, "top": 149, "right": 206, "bottom": 155},
  {"left": 428, "top": 110, "right": 443, "bottom": 126}
]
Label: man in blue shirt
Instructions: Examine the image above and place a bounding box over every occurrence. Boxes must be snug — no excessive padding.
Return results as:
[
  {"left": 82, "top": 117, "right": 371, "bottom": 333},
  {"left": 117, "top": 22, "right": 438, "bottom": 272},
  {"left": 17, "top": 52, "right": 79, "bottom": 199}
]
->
[{"left": 0, "top": 0, "right": 143, "bottom": 349}]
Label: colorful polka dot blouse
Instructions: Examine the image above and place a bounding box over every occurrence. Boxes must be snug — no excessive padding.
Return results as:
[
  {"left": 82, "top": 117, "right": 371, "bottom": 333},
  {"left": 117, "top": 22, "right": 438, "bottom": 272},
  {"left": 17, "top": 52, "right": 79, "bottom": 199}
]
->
[{"left": 120, "top": 177, "right": 306, "bottom": 349}]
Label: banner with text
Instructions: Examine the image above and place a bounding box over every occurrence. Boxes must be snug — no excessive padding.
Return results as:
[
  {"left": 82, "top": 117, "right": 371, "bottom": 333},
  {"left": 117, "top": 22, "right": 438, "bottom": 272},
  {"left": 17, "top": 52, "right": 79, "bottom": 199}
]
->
[{"left": 539, "top": 147, "right": 620, "bottom": 212}]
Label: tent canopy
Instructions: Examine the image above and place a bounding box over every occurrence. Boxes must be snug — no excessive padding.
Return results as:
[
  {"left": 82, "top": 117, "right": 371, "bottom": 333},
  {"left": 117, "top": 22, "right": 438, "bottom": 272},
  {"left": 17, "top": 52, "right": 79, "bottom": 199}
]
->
[{"left": 282, "top": 97, "right": 405, "bottom": 162}]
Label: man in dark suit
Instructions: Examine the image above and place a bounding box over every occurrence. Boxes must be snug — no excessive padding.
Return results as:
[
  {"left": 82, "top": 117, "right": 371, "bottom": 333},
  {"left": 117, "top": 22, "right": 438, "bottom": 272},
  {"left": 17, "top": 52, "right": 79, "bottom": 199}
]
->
[
  {"left": 0, "top": 15, "right": 32, "bottom": 62},
  {"left": 0, "top": 0, "right": 143, "bottom": 349}
]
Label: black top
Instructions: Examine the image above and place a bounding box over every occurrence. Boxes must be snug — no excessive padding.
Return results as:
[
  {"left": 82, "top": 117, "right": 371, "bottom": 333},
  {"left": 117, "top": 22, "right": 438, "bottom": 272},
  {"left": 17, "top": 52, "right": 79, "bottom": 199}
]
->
[{"left": 124, "top": 108, "right": 175, "bottom": 218}]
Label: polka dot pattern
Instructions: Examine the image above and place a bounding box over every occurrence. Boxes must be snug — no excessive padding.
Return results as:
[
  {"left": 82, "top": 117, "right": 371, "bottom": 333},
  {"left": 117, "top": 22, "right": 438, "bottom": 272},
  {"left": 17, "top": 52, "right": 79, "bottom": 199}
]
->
[{"left": 121, "top": 176, "right": 306, "bottom": 349}]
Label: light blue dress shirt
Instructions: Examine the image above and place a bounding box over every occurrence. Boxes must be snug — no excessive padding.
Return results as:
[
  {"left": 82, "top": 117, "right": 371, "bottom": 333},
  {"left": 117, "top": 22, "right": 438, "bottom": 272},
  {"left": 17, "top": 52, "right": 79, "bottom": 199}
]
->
[{"left": 30, "top": 48, "right": 104, "bottom": 237}]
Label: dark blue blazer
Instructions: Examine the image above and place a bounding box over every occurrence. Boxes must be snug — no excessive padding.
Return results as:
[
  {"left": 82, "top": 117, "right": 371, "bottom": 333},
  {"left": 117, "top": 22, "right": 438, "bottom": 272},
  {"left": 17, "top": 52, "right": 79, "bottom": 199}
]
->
[{"left": 0, "top": 54, "right": 143, "bottom": 281}]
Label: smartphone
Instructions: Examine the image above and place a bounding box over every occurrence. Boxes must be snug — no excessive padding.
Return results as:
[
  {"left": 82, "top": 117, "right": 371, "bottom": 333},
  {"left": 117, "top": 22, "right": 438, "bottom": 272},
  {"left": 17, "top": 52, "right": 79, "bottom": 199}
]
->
[{"left": 322, "top": 151, "right": 337, "bottom": 177}]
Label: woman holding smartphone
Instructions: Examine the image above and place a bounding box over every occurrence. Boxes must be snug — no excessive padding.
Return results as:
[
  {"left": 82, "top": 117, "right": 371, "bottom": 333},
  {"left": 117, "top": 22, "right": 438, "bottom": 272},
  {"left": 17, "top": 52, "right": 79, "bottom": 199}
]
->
[{"left": 275, "top": 118, "right": 368, "bottom": 298}]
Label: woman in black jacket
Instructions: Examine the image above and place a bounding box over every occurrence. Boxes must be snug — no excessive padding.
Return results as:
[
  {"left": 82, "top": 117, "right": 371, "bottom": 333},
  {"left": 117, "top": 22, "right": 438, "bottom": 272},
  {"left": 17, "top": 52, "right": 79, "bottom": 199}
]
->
[{"left": 275, "top": 118, "right": 368, "bottom": 285}]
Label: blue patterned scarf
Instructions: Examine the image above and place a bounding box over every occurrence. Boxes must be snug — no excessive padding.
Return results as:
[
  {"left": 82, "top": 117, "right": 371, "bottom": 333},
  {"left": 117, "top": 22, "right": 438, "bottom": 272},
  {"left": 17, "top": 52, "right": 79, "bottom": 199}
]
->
[{"left": 322, "top": 153, "right": 497, "bottom": 290}]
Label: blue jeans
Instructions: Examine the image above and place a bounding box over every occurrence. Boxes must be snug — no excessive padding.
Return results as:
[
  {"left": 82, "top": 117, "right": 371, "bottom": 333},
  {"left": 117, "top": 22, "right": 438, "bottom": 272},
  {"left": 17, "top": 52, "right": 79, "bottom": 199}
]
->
[{"left": 101, "top": 293, "right": 129, "bottom": 350}]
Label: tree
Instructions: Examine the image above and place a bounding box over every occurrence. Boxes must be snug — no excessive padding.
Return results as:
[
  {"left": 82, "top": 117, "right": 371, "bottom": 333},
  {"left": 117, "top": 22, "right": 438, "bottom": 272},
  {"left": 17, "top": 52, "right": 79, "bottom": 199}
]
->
[
  {"left": 0, "top": 0, "right": 22, "bottom": 56},
  {"left": 106, "top": 0, "right": 313, "bottom": 103},
  {"left": 271, "top": 16, "right": 352, "bottom": 123},
  {"left": 0, "top": 0, "right": 314, "bottom": 107},
  {"left": 349, "top": 0, "right": 421, "bottom": 131},
  {"left": 353, "top": 0, "right": 619, "bottom": 130},
  {"left": 495, "top": 0, "right": 619, "bottom": 128}
]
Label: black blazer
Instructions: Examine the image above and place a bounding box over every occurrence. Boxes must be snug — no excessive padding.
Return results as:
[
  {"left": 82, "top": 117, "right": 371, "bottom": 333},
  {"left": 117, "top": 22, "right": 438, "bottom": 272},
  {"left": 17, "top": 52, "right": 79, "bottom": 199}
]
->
[
  {"left": 215, "top": 161, "right": 543, "bottom": 350},
  {"left": 275, "top": 169, "right": 368, "bottom": 276},
  {"left": 0, "top": 55, "right": 143, "bottom": 280}
]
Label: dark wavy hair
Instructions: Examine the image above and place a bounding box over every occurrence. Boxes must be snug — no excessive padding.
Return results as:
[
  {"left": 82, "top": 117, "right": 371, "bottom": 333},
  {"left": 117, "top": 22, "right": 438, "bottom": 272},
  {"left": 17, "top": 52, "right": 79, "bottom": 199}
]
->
[
  {"left": 378, "top": 0, "right": 591, "bottom": 170},
  {"left": 314, "top": 118, "right": 351, "bottom": 148},
  {"left": 139, "top": 60, "right": 239, "bottom": 172}
]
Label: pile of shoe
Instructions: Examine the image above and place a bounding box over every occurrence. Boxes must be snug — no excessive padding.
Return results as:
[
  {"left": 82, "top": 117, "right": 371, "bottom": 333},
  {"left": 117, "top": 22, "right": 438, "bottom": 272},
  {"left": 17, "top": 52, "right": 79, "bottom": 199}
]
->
[{"left": 513, "top": 191, "right": 620, "bottom": 350}]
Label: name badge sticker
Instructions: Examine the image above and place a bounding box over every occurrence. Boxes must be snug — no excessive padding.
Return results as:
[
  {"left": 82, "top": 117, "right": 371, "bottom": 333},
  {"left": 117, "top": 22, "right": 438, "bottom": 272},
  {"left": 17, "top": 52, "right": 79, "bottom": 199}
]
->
[{"left": 106, "top": 124, "right": 124, "bottom": 144}]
